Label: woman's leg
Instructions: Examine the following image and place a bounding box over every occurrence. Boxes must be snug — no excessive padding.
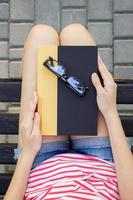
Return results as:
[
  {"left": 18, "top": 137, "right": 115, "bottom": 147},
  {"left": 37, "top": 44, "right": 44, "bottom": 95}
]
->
[
  {"left": 18, "top": 24, "right": 69, "bottom": 148},
  {"left": 60, "top": 23, "right": 109, "bottom": 139}
]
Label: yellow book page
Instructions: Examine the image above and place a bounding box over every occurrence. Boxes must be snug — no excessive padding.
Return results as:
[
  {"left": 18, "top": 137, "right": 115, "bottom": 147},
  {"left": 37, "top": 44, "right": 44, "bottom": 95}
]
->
[{"left": 37, "top": 45, "right": 57, "bottom": 135}]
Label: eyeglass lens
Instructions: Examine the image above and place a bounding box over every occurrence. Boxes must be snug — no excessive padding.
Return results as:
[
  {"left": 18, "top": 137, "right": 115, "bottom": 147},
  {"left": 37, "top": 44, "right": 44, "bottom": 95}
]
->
[
  {"left": 67, "top": 77, "right": 85, "bottom": 95},
  {"left": 48, "top": 61, "right": 65, "bottom": 77}
]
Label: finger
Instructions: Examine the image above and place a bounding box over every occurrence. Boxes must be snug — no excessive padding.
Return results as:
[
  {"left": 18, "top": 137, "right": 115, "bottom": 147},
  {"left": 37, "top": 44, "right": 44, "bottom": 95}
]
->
[
  {"left": 91, "top": 73, "right": 104, "bottom": 94},
  {"left": 22, "top": 91, "right": 38, "bottom": 133},
  {"left": 32, "top": 112, "right": 40, "bottom": 135},
  {"left": 98, "top": 57, "right": 114, "bottom": 85},
  {"left": 98, "top": 56, "right": 114, "bottom": 79},
  {"left": 98, "top": 56, "right": 107, "bottom": 71},
  {"left": 98, "top": 56, "right": 111, "bottom": 74},
  {"left": 24, "top": 91, "right": 38, "bottom": 121},
  {"left": 29, "top": 91, "right": 38, "bottom": 117}
]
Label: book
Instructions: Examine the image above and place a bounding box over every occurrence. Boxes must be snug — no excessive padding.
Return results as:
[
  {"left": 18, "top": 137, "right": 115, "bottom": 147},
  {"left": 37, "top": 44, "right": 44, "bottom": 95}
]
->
[{"left": 37, "top": 45, "right": 98, "bottom": 136}]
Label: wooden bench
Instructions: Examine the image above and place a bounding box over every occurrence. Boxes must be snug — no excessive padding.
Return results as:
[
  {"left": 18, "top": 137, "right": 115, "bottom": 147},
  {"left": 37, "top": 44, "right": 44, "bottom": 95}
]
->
[{"left": 0, "top": 79, "right": 133, "bottom": 197}]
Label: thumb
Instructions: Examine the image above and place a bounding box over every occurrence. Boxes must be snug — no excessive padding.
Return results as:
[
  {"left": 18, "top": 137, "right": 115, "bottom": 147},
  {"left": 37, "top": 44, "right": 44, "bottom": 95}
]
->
[
  {"left": 91, "top": 73, "right": 104, "bottom": 94},
  {"left": 32, "top": 112, "right": 40, "bottom": 135}
]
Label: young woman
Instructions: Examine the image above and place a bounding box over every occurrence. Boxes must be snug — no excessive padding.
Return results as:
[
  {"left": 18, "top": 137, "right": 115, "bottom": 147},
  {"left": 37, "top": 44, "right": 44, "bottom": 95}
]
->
[{"left": 4, "top": 24, "right": 133, "bottom": 200}]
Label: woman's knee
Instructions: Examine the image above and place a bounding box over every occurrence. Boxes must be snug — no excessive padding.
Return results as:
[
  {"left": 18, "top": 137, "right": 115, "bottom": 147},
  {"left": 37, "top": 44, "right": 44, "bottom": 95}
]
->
[
  {"left": 27, "top": 24, "right": 59, "bottom": 44},
  {"left": 60, "top": 23, "right": 87, "bottom": 39},
  {"left": 60, "top": 23, "right": 86, "bottom": 38},
  {"left": 60, "top": 23, "right": 95, "bottom": 45}
]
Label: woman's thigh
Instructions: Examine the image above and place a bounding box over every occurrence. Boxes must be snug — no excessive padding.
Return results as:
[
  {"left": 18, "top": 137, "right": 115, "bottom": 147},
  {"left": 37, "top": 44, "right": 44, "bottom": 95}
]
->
[
  {"left": 19, "top": 24, "right": 69, "bottom": 148},
  {"left": 60, "top": 23, "right": 109, "bottom": 139}
]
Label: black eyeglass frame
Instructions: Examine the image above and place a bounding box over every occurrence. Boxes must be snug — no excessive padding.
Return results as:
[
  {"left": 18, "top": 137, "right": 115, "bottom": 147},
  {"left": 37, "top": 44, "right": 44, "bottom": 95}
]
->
[{"left": 43, "top": 56, "right": 89, "bottom": 97}]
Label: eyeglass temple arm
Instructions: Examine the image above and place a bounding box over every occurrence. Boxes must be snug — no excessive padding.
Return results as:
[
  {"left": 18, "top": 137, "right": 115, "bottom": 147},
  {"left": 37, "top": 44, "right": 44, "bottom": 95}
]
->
[{"left": 49, "top": 56, "right": 58, "bottom": 66}]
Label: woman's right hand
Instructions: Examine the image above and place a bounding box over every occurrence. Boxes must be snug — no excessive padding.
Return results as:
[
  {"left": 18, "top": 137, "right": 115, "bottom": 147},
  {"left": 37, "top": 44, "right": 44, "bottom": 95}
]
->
[
  {"left": 20, "top": 91, "right": 42, "bottom": 156},
  {"left": 91, "top": 57, "right": 118, "bottom": 117}
]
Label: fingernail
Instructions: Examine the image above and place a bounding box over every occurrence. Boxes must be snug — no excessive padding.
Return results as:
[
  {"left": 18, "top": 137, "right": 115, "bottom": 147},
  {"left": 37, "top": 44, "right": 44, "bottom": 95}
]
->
[{"left": 92, "top": 73, "right": 97, "bottom": 78}]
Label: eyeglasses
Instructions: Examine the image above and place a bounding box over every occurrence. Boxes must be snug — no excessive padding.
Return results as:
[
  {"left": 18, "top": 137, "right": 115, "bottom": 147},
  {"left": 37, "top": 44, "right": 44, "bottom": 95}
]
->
[{"left": 43, "top": 56, "right": 89, "bottom": 97}]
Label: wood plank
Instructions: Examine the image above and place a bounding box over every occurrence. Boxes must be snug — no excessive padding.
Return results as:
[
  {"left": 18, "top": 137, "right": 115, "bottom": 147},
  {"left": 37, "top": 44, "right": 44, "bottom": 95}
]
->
[
  {"left": 0, "top": 114, "right": 133, "bottom": 164},
  {"left": 0, "top": 114, "right": 133, "bottom": 135},
  {"left": 0, "top": 80, "right": 133, "bottom": 104},
  {"left": 117, "top": 83, "right": 133, "bottom": 104},
  {"left": 0, "top": 174, "right": 12, "bottom": 195},
  {"left": 0, "top": 114, "right": 19, "bottom": 134},
  {"left": 121, "top": 115, "right": 133, "bottom": 137},
  {"left": 0, "top": 80, "right": 21, "bottom": 102},
  {"left": 0, "top": 144, "right": 17, "bottom": 164}
]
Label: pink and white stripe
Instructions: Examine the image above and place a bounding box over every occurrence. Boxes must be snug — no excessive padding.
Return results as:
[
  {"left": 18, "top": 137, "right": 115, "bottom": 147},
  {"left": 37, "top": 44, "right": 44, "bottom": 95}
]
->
[{"left": 25, "top": 153, "right": 120, "bottom": 200}]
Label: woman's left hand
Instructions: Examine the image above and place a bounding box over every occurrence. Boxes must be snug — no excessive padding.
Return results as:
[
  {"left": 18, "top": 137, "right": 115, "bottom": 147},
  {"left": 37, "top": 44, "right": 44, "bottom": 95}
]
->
[
  {"left": 20, "top": 91, "right": 42, "bottom": 155},
  {"left": 91, "top": 57, "right": 117, "bottom": 117}
]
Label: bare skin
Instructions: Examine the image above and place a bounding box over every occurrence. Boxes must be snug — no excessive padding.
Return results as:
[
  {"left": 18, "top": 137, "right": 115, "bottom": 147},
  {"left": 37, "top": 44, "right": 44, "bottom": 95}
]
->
[{"left": 4, "top": 24, "right": 133, "bottom": 200}]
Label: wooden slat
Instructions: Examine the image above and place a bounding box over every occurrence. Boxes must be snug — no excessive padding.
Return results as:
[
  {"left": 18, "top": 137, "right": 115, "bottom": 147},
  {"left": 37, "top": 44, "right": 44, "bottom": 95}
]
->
[
  {"left": 0, "top": 144, "right": 17, "bottom": 164},
  {"left": 0, "top": 115, "right": 133, "bottom": 164},
  {"left": 0, "top": 114, "right": 133, "bottom": 135},
  {"left": 117, "top": 83, "right": 133, "bottom": 104},
  {"left": 0, "top": 174, "right": 12, "bottom": 195},
  {"left": 0, "top": 80, "right": 133, "bottom": 104},
  {"left": 0, "top": 114, "right": 19, "bottom": 134},
  {"left": 0, "top": 80, "right": 21, "bottom": 102},
  {"left": 121, "top": 115, "right": 133, "bottom": 137}
]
